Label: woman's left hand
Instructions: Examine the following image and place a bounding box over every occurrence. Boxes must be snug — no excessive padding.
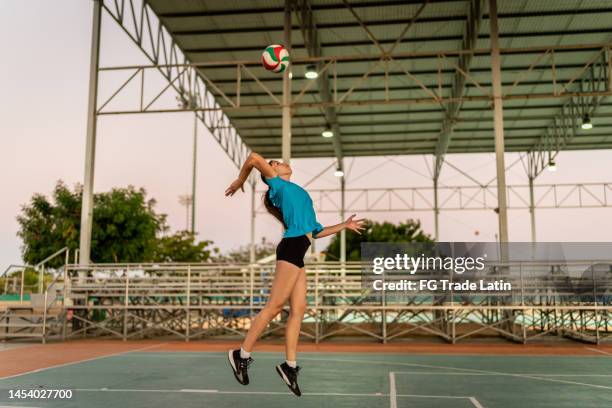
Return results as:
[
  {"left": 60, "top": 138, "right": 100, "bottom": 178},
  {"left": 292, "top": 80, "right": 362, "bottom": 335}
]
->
[
  {"left": 344, "top": 214, "right": 366, "bottom": 234},
  {"left": 225, "top": 179, "right": 245, "bottom": 196}
]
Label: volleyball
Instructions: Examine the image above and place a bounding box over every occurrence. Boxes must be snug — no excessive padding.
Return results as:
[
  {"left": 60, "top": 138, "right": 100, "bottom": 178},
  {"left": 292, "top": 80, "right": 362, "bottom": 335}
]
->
[{"left": 261, "top": 44, "right": 290, "bottom": 73}]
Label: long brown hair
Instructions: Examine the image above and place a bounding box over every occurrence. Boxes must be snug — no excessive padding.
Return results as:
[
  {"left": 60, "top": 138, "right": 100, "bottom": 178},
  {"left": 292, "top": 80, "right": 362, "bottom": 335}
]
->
[{"left": 261, "top": 161, "right": 287, "bottom": 228}]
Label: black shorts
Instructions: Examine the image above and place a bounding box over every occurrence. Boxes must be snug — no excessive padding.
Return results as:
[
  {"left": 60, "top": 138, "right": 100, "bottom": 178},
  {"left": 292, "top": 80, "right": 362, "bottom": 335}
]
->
[{"left": 276, "top": 235, "right": 311, "bottom": 268}]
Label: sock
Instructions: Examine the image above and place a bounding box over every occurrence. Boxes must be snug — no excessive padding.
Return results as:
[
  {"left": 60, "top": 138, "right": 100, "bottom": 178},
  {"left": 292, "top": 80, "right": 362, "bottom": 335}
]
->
[
  {"left": 239, "top": 347, "right": 251, "bottom": 359},
  {"left": 286, "top": 360, "right": 297, "bottom": 368}
]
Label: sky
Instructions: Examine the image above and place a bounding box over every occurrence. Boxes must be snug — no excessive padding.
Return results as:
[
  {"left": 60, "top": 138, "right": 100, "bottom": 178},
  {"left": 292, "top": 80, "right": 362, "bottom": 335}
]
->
[{"left": 1, "top": 1, "right": 611, "bottom": 268}]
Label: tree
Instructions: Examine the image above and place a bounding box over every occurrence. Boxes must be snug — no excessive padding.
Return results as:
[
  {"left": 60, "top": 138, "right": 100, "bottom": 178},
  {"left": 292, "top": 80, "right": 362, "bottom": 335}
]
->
[
  {"left": 324, "top": 219, "right": 434, "bottom": 261},
  {"left": 153, "top": 230, "right": 219, "bottom": 263},
  {"left": 17, "top": 180, "right": 166, "bottom": 267}
]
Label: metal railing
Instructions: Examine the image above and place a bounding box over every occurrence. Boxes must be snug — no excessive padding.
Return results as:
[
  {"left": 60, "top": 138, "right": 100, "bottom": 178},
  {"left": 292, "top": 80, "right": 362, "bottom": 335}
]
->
[
  {"left": 1, "top": 265, "right": 30, "bottom": 301},
  {"left": 0, "top": 248, "right": 70, "bottom": 299},
  {"left": 58, "top": 260, "right": 611, "bottom": 343},
  {"left": 34, "top": 247, "right": 70, "bottom": 293}
]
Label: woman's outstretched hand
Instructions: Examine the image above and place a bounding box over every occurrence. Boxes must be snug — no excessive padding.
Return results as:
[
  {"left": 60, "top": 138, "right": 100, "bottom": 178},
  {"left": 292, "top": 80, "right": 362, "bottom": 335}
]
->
[
  {"left": 344, "top": 214, "right": 366, "bottom": 235},
  {"left": 225, "top": 179, "right": 245, "bottom": 196}
]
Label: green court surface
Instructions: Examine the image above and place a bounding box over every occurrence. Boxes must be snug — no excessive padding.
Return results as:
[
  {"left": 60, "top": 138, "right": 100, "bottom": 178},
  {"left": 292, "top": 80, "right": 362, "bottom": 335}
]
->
[{"left": 0, "top": 351, "right": 611, "bottom": 408}]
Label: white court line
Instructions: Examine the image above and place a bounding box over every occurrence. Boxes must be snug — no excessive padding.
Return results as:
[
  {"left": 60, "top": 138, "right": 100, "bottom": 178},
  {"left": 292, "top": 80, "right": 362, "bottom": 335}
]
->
[
  {"left": 389, "top": 372, "right": 397, "bottom": 408},
  {"left": 585, "top": 347, "right": 612, "bottom": 357},
  {"left": 0, "top": 343, "right": 167, "bottom": 380},
  {"left": 74, "top": 388, "right": 388, "bottom": 396},
  {"left": 391, "top": 371, "right": 485, "bottom": 408},
  {"left": 71, "top": 387, "right": 481, "bottom": 399},
  {"left": 0, "top": 405, "right": 41, "bottom": 408},
  {"left": 299, "top": 356, "right": 612, "bottom": 391},
  {"left": 469, "top": 397, "right": 485, "bottom": 408},
  {"left": 393, "top": 371, "right": 612, "bottom": 377},
  {"left": 180, "top": 389, "right": 219, "bottom": 393}
]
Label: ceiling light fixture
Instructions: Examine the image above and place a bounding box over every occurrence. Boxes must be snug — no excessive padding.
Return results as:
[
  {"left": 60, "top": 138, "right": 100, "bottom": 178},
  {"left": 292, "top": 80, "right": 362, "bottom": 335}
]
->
[
  {"left": 321, "top": 128, "right": 334, "bottom": 138},
  {"left": 305, "top": 64, "right": 318, "bottom": 79},
  {"left": 581, "top": 113, "right": 593, "bottom": 130}
]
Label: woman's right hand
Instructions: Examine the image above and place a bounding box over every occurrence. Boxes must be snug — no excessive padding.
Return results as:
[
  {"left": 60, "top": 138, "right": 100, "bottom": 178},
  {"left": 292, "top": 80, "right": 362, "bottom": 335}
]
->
[{"left": 225, "top": 179, "right": 245, "bottom": 196}]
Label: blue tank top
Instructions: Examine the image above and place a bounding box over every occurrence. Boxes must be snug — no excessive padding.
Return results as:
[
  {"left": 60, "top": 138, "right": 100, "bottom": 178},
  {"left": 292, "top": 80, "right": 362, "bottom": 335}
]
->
[{"left": 264, "top": 176, "right": 324, "bottom": 238}]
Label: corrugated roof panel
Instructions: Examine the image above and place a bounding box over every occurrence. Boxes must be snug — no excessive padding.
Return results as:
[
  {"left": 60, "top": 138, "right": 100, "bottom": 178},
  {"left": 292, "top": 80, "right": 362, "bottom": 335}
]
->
[{"left": 143, "top": 0, "right": 612, "bottom": 157}]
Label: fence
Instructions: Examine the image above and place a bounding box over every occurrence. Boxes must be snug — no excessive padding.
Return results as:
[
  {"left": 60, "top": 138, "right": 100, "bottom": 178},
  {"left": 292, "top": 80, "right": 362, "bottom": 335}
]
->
[{"left": 51, "top": 261, "right": 612, "bottom": 344}]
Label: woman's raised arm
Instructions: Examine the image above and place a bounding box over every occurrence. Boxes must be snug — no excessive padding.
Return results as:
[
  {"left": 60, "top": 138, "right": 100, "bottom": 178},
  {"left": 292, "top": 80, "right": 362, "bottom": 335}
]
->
[{"left": 225, "top": 152, "right": 277, "bottom": 196}]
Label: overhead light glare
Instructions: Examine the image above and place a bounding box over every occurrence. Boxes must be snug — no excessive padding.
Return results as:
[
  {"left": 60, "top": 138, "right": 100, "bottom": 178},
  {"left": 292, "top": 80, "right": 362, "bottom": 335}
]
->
[
  {"left": 322, "top": 129, "right": 334, "bottom": 138},
  {"left": 581, "top": 113, "right": 593, "bottom": 130},
  {"left": 305, "top": 64, "right": 318, "bottom": 79}
]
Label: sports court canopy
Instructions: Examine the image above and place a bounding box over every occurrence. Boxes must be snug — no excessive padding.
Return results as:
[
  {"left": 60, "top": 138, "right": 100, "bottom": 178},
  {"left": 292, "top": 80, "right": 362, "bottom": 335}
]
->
[
  {"left": 142, "top": 0, "right": 612, "bottom": 170},
  {"left": 79, "top": 0, "right": 612, "bottom": 263}
]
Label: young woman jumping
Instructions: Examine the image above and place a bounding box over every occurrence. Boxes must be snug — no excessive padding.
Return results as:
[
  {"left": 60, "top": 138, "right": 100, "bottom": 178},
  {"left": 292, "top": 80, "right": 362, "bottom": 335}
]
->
[{"left": 224, "top": 152, "right": 365, "bottom": 396}]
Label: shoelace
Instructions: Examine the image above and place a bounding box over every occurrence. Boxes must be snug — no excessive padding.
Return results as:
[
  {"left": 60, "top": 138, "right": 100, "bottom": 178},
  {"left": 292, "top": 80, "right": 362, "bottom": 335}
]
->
[
  {"left": 287, "top": 365, "right": 300, "bottom": 379},
  {"left": 239, "top": 357, "right": 253, "bottom": 370}
]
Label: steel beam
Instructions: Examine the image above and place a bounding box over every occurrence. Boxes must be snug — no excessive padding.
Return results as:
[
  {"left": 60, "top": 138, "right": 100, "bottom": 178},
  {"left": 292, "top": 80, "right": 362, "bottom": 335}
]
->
[
  {"left": 489, "top": 0, "right": 509, "bottom": 244},
  {"left": 282, "top": 0, "right": 292, "bottom": 164},
  {"left": 294, "top": 0, "right": 344, "bottom": 170},
  {"left": 434, "top": 0, "right": 483, "bottom": 179},
  {"left": 182, "top": 30, "right": 612, "bottom": 55},
  {"left": 191, "top": 114, "right": 197, "bottom": 233},
  {"left": 527, "top": 49, "right": 611, "bottom": 176},
  {"left": 257, "top": 182, "right": 612, "bottom": 213},
  {"left": 250, "top": 180, "right": 257, "bottom": 264},
  {"left": 528, "top": 176, "right": 536, "bottom": 242},
  {"left": 101, "top": 0, "right": 249, "bottom": 170},
  {"left": 79, "top": 0, "right": 102, "bottom": 266},
  {"left": 100, "top": 42, "right": 612, "bottom": 68},
  {"left": 433, "top": 176, "right": 440, "bottom": 241},
  {"left": 340, "top": 171, "right": 346, "bottom": 264}
]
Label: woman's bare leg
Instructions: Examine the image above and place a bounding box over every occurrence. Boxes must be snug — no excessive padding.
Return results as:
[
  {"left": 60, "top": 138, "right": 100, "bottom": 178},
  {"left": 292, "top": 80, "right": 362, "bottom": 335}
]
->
[
  {"left": 241, "top": 261, "right": 301, "bottom": 352},
  {"left": 285, "top": 268, "right": 307, "bottom": 362}
]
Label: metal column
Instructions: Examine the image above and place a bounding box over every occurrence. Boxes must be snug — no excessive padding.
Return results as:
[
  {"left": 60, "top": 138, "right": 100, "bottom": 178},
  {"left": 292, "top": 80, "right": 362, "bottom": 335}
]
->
[
  {"left": 191, "top": 114, "right": 198, "bottom": 233},
  {"left": 79, "top": 0, "right": 102, "bottom": 265},
  {"left": 340, "top": 174, "right": 346, "bottom": 263},
  {"left": 528, "top": 176, "right": 536, "bottom": 242},
  {"left": 489, "top": 0, "right": 509, "bottom": 244},
  {"left": 250, "top": 180, "right": 257, "bottom": 264},
  {"left": 433, "top": 176, "right": 440, "bottom": 241},
  {"left": 281, "top": 0, "right": 292, "bottom": 164}
]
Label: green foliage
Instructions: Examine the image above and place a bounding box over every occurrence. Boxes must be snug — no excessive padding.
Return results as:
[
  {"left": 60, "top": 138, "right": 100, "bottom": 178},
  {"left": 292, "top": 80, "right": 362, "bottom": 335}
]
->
[
  {"left": 17, "top": 180, "right": 167, "bottom": 266},
  {"left": 214, "top": 237, "right": 277, "bottom": 263},
  {"left": 324, "top": 219, "right": 434, "bottom": 261},
  {"left": 16, "top": 181, "right": 80, "bottom": 268},
  {"left": 92, "top": 185, "right": 166, "bottom": 263},
  {"left": 1, "top": 268, "right": 53, "bottom": 294},
  {"left": 153, "top": 230, "right": 219, "bottom": 263}
]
